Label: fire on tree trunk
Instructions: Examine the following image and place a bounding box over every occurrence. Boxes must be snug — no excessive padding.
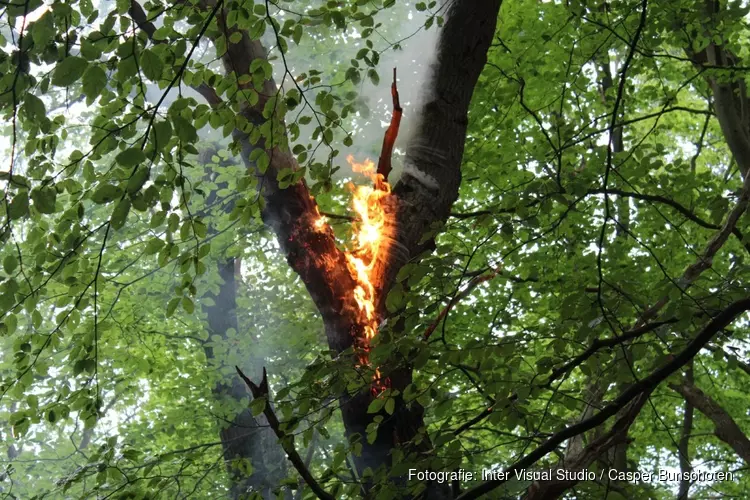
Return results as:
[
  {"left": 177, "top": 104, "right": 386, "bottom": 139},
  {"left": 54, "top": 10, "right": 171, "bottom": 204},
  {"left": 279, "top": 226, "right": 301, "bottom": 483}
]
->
[{"left": 220, "top": 0, "right": 502, "bottom": 496}]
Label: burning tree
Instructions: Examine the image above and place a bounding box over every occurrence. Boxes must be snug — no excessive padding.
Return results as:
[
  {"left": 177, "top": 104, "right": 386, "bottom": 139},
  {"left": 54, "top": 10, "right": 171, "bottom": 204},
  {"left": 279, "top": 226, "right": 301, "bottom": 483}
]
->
[
  {"left": 4, "top": 0, "right": 750, "bottom": 498},
  {"left": 221, "top": 2, "right": 503, "bottom": 496}
]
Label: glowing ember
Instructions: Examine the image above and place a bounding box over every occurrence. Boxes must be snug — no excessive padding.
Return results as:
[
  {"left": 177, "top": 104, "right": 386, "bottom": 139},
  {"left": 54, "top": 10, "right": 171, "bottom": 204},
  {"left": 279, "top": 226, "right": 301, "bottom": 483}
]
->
[
  {"left": 313, "top": 215, "right": 327, "bottom": 231},
  {"left": 344, "top": 154, "right": 391, "bottom": 394}
]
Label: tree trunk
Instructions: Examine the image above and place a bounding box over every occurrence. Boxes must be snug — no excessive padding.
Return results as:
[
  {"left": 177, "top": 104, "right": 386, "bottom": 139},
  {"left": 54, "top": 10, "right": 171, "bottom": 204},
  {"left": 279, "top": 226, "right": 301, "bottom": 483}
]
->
[
  {"left": 199, "top": 0, "right": 501, "bottom": 495},
  {"left": 203, "top": 258, "right": 287, "bottom": 500},
  {"left": 323, "top": 2, "right": 502, "bottom": 494},
  {"left": 200, "top": 150, "right": 288, "bottom": 499}
]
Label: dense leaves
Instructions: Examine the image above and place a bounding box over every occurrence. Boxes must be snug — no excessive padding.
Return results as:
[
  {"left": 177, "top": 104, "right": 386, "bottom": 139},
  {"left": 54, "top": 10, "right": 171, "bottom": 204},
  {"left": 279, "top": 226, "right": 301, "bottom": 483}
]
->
[{"left": 0, "top": 0, "right": 749, "bottom": 499}]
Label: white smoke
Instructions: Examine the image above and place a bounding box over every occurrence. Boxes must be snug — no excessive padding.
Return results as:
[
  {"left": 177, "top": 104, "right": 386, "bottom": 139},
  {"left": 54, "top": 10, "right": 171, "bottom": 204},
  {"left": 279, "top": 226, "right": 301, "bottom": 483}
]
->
[{"left": 270, "top": 3, "right": 444, "bottom": 181}]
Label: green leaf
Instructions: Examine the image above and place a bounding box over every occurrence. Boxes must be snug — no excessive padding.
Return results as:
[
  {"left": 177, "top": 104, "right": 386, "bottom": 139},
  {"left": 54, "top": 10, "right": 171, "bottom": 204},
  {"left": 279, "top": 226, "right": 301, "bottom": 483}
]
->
[
  {"left": 140, "top": 49, "right": 163, "bottom": 81},
  {"left": 166, "top": 297, "right": 180, "bottom": 317},
  {"left": 9, "top": 192, "right": 29, "bottom": 220},
  {"left": 153, "top": 120, "right": 173, "bottom": 151},
  {"left": 30, "top": 186, "right": 57, "bottom": 214},
  {"left": 173, "top": 115, "right": 198, "bottom": 143},
  {"left": 367, "top": 397, "right": 385, "bottom": 414},
  {"left": 194, "top": 220, "right": 207, "bottom": 238},
  {"left": 181, "top": 296, "right": 194, "bottom": 314},
  {"left": 116, "top": 148, "right": 147, "bottom": 167},
  {"left": 257, "top": 151, "right": 270, "bottom": 173},
  {"left": 52, "top": 57, "right": 89, "bottom": 87},
  {"left": 91, "top": 184, "right": 123, "bottom": 204},
  {"left": 82, "top": 65, "right": 107, "bottom": 101},
  {"left": 385, "top": 284, "right": 405, "bottom": 313},
  {"left": 31, "top": 12, "right": 54, "bottom": 46},
  {"left": 5, "top": 313, "right": 16, "bottom": 335},
  {"left": 23, "top": 93, "right": 46, "bottom": 119},
  {"left": 111, "top": 198, "right": 131, "bottom": 230},
  {"left": 367, "top": 69, "right": 379, "bottom": 85},
  {"left": 384, "top": 398, "right": 395, "bottom": 415},
  {"left": 3, "top": 254, "right": 18, "bottom": 274},
  {"left": 250, "top": 397, "right": 266, "bottom": 417},
  {"left": 127, "top": 166, "right": 150, "bottom": 195},
  {"left": 144, "top": 238, "right": 164, "bottom": 255}
]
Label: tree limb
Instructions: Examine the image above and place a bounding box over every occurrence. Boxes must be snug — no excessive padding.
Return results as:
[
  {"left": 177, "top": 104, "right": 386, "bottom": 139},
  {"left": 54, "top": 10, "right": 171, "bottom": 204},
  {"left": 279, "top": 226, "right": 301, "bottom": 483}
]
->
[
  {"left": 669, "top": 379, "right": 750, "bottom": 464},
  {"left": 423, "top": 268, "right": 500, "bottom": 341},
  {"left": 455, "top": 297, "right": 750, "bottom": 500},
  {"left": 634, "top": 168, "right": 750, "bottom": 327},
  {"left": 376, "top": 68, "right": 402, "bottom": 181},
  {"left": 235, "top": 367, "right": 334, "bottom": 500},
  {"left": 524, "top": 391, "right": 650, "bottom": 500}
]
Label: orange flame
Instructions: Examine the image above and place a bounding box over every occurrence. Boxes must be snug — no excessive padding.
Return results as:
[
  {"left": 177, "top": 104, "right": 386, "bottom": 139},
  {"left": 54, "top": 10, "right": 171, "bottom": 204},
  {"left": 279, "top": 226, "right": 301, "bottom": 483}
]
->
[
  {"left": 345, "top": 154, "right": 391, "bottom": 394},
  {"left": 313, "top": 213, "right": 327, "bottom": 232}
]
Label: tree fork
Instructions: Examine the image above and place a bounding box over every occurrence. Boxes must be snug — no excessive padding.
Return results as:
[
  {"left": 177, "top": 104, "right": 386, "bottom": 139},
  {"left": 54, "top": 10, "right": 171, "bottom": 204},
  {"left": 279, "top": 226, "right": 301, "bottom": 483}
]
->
[{"left": 201, "top": 0, "right": 501, "bottom": 495}]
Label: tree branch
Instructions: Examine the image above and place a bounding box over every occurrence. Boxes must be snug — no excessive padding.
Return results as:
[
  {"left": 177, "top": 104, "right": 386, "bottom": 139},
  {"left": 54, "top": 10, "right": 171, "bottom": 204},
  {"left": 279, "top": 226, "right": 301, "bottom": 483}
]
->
[
  {"left": 376, "top": 68, "right": 402, "bottom": 182},
  {"left": 634, "top": 169, "right": 750, "bottom": 327},
  {"left": 590, "top": 188, "right": 750, "bottom": 255},
  {"left": 451, "top": 318, "right": 677, "bottom": 437},
  {"left": 235, "top": 367, "right": 334, "bottom": 500},
  {"left": 524, "top": 391, "right": 650, "bottom": 499},
  {"left": 455, "top": 297, "right": 750, "bottom": 500},
  {"left": 669, "top": 379, "right": 750, "bottom": 464},
  {"left": 423, "top": 268, "right": 500, "bottom": 341}
]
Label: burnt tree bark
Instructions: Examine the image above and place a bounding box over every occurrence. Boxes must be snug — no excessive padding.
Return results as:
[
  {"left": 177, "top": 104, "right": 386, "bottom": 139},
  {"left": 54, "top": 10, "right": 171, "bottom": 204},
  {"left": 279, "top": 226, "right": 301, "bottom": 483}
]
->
[{"left": 194, "top": 0, "right": 501, "bottom": 496}]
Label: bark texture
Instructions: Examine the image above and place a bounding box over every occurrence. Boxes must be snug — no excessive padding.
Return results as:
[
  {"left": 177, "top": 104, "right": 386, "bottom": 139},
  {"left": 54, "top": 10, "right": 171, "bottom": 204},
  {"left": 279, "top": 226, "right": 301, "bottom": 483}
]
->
[{"left": 682, "top": 0, "right": 750, "bottom": 176}]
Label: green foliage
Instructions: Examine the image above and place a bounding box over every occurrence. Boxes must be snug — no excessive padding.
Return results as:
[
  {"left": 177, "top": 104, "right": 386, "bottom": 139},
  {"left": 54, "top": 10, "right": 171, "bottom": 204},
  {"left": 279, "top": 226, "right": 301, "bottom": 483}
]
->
[{"left": 1, "top": 0, "right": 749, "bottom": 499}]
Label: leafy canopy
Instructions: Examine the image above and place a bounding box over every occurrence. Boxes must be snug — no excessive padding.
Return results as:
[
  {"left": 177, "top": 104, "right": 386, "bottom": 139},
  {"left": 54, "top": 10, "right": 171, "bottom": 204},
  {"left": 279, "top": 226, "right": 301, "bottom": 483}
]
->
[{"left": 1, "top": 0, "right": 750, "bottom": 498}]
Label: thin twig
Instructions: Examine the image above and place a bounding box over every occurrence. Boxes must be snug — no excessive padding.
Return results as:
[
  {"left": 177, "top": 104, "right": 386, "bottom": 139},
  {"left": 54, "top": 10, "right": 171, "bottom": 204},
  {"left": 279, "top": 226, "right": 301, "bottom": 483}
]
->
[{"left": 424, "top": 268, "right": 501, "bottom": 341}]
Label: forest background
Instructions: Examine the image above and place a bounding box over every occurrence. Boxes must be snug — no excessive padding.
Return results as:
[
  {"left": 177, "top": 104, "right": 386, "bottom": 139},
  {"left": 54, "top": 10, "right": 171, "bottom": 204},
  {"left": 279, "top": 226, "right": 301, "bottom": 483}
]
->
[{"left": 1, "top": 0, "right": 750, "bottom": 499}]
